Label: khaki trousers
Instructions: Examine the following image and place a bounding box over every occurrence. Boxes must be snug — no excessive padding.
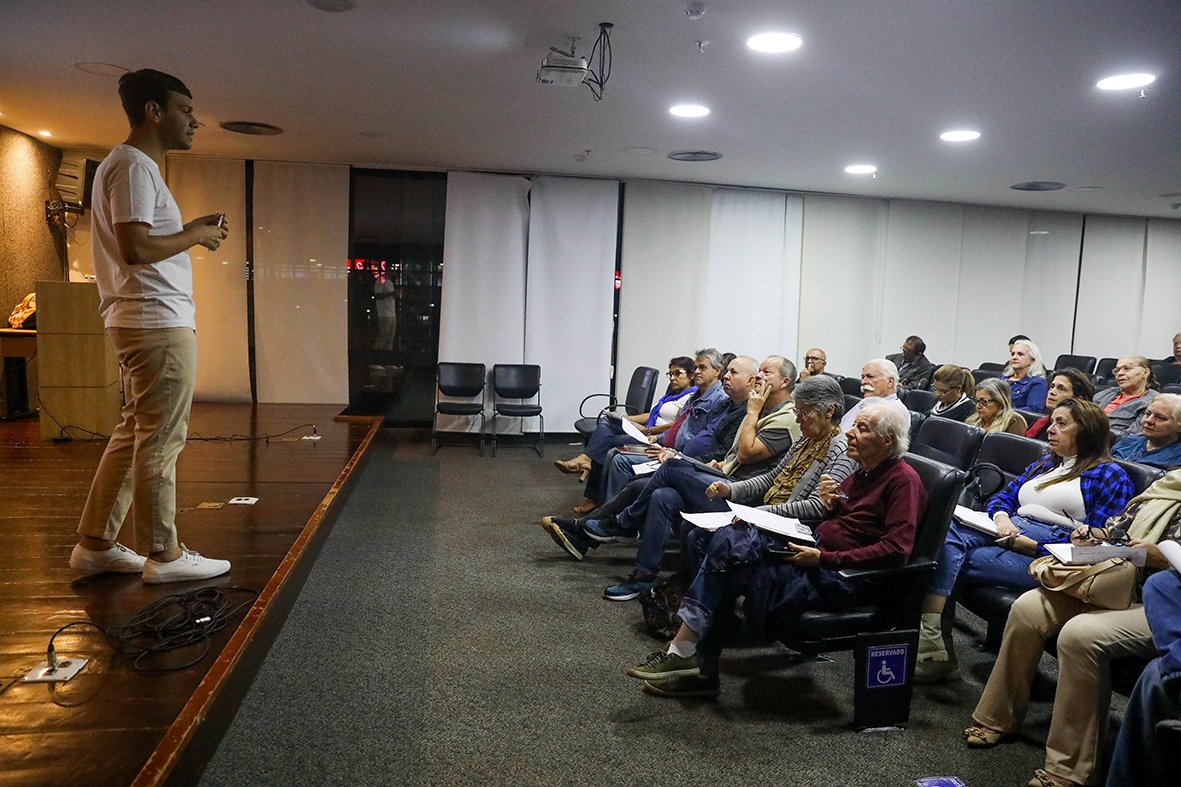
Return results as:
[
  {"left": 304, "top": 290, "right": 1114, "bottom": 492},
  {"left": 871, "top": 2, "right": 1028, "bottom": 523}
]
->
[
  {"left": 76, "top": 327, "right": 197, "bottom": 553},
  {"left": 972, "top": 587, "right": 1154, "bottom": 785}
]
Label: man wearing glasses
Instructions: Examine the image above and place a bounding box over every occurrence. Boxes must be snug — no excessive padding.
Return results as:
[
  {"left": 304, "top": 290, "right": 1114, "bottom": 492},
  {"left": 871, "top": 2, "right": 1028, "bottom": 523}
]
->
[{"left": 797, "top": 348, "right": 834, "bottom": 382}]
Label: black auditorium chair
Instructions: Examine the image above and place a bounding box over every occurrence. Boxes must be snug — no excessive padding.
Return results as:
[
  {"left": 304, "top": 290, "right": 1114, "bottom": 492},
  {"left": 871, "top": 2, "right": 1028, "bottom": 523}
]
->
[
  {"left": 844, "top": 394, "right": 863, "bottom": 415},
  {"left": 902, "top": 388, "right": 937, "bottom": 414},
  {"left": 432, "top": 362, "right": 486, "bottom": 455},
  {"left": 774, "top": 454, "right": 966, "bottom": 726},
  {"left": 977, "top": 362, "right": 1005, "bottom": 372},
  {"left": 573, "top": 366, "right": 659, "bottom": 442},
  {"left": 838, "top": 376, "right": 863, "bottom": 397},
  {"left": 1053, "top": 354, "right": 1097, "bottom": 375},
  {"left": 971, "top": 368, "right": 1002, "bottom": 385},
  {"left": 1093, "top": 357, "right": 1117, "bottom": 385},
  {"left": 1017, "top": 409, "right": 1044, "bottom": 433},
  {"left": 489, "top": 364, "right": 544, "bottom": 457},
  {"left": 909, "top": 417, "right": 984, "bottom": 470},
  {"left": 1152, "top": 363, "right": 1181, "bottom": 387},
  {"left": 1164, "top": 384, "right": 1181, "bottom": 395}
]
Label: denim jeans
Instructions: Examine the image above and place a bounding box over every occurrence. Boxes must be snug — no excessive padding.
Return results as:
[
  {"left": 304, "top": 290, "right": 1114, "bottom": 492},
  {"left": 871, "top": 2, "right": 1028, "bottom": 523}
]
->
[{"left": 928, "top": 515, "right": 1072, "bottom": 597}]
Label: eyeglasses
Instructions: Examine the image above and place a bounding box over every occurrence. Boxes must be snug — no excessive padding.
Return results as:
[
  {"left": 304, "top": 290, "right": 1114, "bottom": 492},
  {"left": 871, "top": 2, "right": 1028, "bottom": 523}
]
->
[
  {"left": 794, "top": 404, "right": 816, "bottom": 418},
  {"left": 804, "top": 356, "right": 824, "bottom": 363},
  {"left": 667, "top": 370, "right": 687, "bottom": 378},
  {"left": 1113, "top": 364, "right": 1144, "bottom": 374},
  {"left": 974, "top": 398, "right": 996, "bottom": 407},
  {"left": 932, "top": 385, "right": 953, "bottom": 395},
  {"left": 1086, "top": 525, "right": 1130, "bottom": 546}
]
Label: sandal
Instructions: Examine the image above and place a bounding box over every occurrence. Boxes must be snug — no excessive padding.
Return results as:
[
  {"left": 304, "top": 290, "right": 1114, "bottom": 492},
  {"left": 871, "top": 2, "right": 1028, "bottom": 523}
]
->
[
  {"left": 963, "top": 724, "right": 1008, "bottom": 748},
  {"left": 1027, "top": 768, "right": 1077, "bottom": 787},
  {"left": 554, "top": 458, "right": 583, "bottom": 475}
]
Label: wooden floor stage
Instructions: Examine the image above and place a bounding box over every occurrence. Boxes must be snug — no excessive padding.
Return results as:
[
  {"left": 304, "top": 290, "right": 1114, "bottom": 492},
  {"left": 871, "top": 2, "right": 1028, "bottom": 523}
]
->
[{"left": 0, "top": 404, "right": 381, "bottom": 786}]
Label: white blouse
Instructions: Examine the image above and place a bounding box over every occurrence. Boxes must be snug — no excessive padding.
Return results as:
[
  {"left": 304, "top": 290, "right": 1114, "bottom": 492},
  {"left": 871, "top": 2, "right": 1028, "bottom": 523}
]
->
[{"left": 1016, "top": 457, "right": 1085, "bottom": 527}]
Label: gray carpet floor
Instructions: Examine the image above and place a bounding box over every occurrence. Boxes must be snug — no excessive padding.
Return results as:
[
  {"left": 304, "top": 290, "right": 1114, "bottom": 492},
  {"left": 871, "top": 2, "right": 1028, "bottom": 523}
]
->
[{"left": 199, "top": 432, "right": 1106, "bottom": 786}]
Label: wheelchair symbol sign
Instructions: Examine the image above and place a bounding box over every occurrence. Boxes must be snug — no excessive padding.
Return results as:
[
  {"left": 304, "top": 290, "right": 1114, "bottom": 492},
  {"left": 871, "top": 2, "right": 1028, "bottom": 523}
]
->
[{"left": 866, "top": 645, "right": 908, "bottom": 689}]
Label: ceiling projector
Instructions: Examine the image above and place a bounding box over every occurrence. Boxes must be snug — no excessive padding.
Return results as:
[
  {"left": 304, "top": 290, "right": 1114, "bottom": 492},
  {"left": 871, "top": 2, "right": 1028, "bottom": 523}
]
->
[{"left": 537, "top": 51, "right": 588, "bottom": 87}]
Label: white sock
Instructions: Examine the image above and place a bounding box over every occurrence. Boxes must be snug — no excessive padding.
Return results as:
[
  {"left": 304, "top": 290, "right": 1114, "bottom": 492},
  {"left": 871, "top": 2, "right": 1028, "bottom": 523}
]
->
[{"left": 668, "top": 639, "right": 696, "bottom": 658}]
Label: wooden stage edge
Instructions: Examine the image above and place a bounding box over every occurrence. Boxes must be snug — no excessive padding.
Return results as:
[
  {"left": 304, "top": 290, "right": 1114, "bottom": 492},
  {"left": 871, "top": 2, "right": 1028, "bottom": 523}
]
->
[{"left": 140, "top": 413, "right": 382, "bottom": 787}]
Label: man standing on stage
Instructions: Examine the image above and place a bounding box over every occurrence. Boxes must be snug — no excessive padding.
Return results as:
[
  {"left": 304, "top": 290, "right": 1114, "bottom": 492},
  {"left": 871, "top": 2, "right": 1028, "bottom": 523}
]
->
[{"left": 69, "top": 69, "right": 231, "bottom": 583}]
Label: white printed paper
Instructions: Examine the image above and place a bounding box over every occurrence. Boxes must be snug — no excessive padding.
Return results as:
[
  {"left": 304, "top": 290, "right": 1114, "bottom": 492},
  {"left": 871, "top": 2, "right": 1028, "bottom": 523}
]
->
[
  {"left": 679, "top": 511, "right": 735, "bottom": 531},
  {"left": 631, "top": 460, "right": 660, "bottom": 476},
  {"left": 953, "top": 506, "right": 998, "bottom": 535},
  {"left": 1045, "top": 542, "right": 1147, "bottom": 567},
  {"left": 726, "top": 501, "right": 815, "bottom": 543},
  {"left": 620, "top": 416, "right": 653, "bottom": 445}
]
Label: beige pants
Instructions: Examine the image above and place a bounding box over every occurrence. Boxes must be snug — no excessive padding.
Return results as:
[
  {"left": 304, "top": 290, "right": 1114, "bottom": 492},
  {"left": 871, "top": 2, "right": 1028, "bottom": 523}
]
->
[
  {"left": 76, "top": 327, "right": 197, "bottom": 553},
  {"left": 972, "top": 587, "right": 1154, "bottom": 785}
]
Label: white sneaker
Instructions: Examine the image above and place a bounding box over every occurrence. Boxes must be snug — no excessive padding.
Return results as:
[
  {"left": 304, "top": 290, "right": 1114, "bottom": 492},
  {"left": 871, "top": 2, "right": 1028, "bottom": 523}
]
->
[
  {"left": 70, "top": 542, "right": 146, "bottom": 576},
  {"left": 142, "top": 544, "right": 231, "bottom": 584}
]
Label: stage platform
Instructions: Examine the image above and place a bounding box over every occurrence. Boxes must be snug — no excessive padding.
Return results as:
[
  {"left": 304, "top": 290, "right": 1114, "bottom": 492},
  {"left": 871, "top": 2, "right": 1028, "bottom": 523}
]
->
[{"left": 0, "top": 403, "right": 381, "bottom": 786}]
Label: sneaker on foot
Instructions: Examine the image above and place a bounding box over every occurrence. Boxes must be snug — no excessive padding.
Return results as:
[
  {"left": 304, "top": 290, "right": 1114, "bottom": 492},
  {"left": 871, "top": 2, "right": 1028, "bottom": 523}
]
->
[
  {"left": 583, "top": 518, "right": 636, "bottom": 544},
  {"left": 626, "top": 650, "right": 700, "bottom": 680},
  {"left": 915, "top": 656, "right": 961, "bottom": 684},
  {"left": 69, "top": 542, "right": 146, "bottom": 576},
  {"left": 142, "top": 544, "right": 231, "bottom": 584},
  {"left": 604, "top": 570, "right": 656, "bottom": 602},
  {"left": 642, "top": 673, "right": 720, "bottom": 699},
  {"left": 540, "top": 516, "right": 590, "bottom": 561}
]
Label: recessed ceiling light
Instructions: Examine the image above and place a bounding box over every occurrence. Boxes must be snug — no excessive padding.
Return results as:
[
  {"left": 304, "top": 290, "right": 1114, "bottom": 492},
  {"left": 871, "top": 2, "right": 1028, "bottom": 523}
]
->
[
  {"left": 746, "top": 32, "right": 803, "bottom": 53},
  {"left": 73, "top": 62, "right": 129, "bottom": 76},
  {"left": 1010, "top": 181, "right": 1065, "bottom": 191},
  {"left": 1096, "top": 73, "right": 1155, "bottom": 90},
  {"left": 668, "top": 150, "right": 722, "bottom": 162},
  {"left": 306, "top": 0, "right": 355, "bottom": 11},
  {"left": 219, "top": 121, "right": 283, "bottom": 136},
  {"left": 845, "top": 164, "right": 876, "bottom": 175},
  {"left": 940, "top": 129, "right": 981, "bottom": 142},
  {"left": 669, "top": 104, "right": 710, "bottom": 118},
  {"left": 38, "top": 130, "right": 52, "bottom": 138}
]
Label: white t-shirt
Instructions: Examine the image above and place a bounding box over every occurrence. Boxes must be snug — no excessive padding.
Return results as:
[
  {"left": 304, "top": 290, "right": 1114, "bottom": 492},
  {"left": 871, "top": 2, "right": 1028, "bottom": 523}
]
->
[
  {"left": 1017, "top": 457, "right": 1085, "bottom": 527},
  {"left": 91, "top": 144, "right": 195, "bottom": 329}
]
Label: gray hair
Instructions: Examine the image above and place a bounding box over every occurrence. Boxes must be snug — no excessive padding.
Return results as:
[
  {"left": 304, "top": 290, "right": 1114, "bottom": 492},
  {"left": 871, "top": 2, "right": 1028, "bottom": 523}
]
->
[
  {"left": 867, "top": 358, "right": 900, "bottom": 387},
  {"left": 695, "top": 347, "right": 725, "bottom": 372},
  {"left": 859, "top": 397, "right": 911, "bottom": 456},
  {"left": 1012, "top": 339, "right": 1047, "bottom": 377},
  {"left": 766, "top": 355, "right": 797, "bottom": 385},
  {"left": 792, "top": 375, "right": 845, "bottom": 424},
  {"left": 1154, "top": 392, "right": 1181, "bottom": 425}
]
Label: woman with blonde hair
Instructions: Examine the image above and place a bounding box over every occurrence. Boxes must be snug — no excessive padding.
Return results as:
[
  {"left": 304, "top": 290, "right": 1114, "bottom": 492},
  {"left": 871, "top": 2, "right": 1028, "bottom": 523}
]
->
[
  {"left": 967, "top": 377, "right": 1027, "bottom": 435},
  {"left": 1007, "top": 338, "right": 1048, "bottom": 411},
  {"left": 927, "top": 364, "right": 975, "bottom": 421}
]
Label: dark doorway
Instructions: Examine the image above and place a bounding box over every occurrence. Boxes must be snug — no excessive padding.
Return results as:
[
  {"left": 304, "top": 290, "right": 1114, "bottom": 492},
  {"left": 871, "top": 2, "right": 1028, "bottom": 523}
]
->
[{"left": 346, "top": 170, "right": 446, "bottom": 424}]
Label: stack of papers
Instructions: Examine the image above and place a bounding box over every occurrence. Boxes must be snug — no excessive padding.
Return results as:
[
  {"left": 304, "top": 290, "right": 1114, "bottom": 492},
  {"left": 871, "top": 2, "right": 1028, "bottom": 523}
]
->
[
  {"left": 679, "top": 502, "right": 815, "bottom": 544},
  {"left": 953, "top": 506, "right": 998, "bottom": 535},
  {"left": 1045, "top": 542, "right": 1147, "bottom": 567}
]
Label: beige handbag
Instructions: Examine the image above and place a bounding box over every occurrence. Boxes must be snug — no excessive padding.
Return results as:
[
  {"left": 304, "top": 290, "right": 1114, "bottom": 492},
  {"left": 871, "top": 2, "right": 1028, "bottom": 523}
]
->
[{"left": 1027, "top": 555, "right": 1137, "bottom": 610}]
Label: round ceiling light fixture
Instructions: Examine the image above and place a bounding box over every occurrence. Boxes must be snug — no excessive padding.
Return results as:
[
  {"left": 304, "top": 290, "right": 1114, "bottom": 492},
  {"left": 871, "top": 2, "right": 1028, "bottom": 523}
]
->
[
  {"left": 940, "top": 129, "right": 981, "bottom": 142},
  {"left": 669, "top": 104, "right": 710, "bottom": 118},
  {"left": 1010, "top": 181, "right": 1065, "bottom": 191},
  {"left": 1096, "top": 73, "right": 1155, "bottom": 90},
  {"left": 746, "top": 32, "right": 803, "bottom": 53},
  {"left": 668, "top": 150, "right": 722, "bottom": 162},
  {"left": 844, "top": 164, "right": 877, "bottom": 175},
  {"left": 219, "top": 121, "right": 284, "bottom": 136}
]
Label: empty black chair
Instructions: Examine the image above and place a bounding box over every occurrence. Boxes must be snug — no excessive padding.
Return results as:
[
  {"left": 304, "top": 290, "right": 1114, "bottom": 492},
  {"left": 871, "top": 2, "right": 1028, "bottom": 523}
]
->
[
  {"left": 971, "top": 368, "right": 1002, "bottom": 385},
  {"left": 909, "top": 416, "right": 984, "bottom": 470},
  {"left": 1115, "top": 459, "right": 1165, "bottom": 497},
  {"left": 958, "top": 432, "right": 1047, "bottom": 510},
  {"left": 432, "top": 362, "right": 486, "bottom": 455},
  {"left": 775, "top": 454, "right": 966, "bottom": 725},
  {"left": 1054, "top": 354, "right": 1097, "bottom": 375},
  {"left": 977, "top": 362, "right": 1005, "bottom": 372},
  {"left": 574, "top": 366, "right": 659, "bottom": 440},
  {"left": 1016, "top": 409, "right": 1044, "bottom": 434},
  {"left": 902, "top": 389, "right": 937, "bottom": 414},
  {"left": 1152, "top": 363, "right": 1181, "bottom": 386},
  {"left": 1093, "top": 357, "right": 1117, "bottom": 384},
  {"left": 838, "top": 376, "right": 863, "bottom": 397},
  {"left": 489, "top": 364, "right": 544, "bottom": 457}
]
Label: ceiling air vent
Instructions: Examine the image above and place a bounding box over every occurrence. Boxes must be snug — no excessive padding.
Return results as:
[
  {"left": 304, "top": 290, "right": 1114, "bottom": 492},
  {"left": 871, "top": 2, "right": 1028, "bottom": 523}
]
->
[
  {"left": 1010, "top": 181, "right": 1064, "bottom": 191},
  {"left": 219, "top": 121, "right": 284, "bottom": 136},
  {"left": 667, "top": 150, "right": 722, "bottom": 162}
]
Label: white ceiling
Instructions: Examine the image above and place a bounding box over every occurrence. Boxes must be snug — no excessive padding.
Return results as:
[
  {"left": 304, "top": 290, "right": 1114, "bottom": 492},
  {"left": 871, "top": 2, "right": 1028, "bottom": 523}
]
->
[{"left": 3, "top": 0, "right": 1179, "bottom": 218}]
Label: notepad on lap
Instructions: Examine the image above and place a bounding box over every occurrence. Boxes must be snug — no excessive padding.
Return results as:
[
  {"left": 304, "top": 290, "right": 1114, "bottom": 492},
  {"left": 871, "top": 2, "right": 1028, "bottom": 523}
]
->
[
  {"left": 726, "top": 501, "right": 816, "bottom": 544},
  {"left": 680, "top": 510, "right": 735, "bottom": 531},
  {"left": 631, "top": 459, "right": 660, "bottom": 476},
  {"left": 953, "top": 505, "right": 998, "bottom": 536},
  {"left": 1045, "top": 542, "right": 1147, "bottom": 567}
]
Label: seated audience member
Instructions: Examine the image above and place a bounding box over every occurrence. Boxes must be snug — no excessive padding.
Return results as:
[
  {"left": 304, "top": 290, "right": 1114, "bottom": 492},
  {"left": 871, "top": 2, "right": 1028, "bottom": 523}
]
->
[
  {"left": 917, "top": 399, "right": 1133, "bottom": 682},
  {"left": 1000, "top": 333, "right": 1032, "bottom": 376},
  {"left": 550, "top": 354, "right": 793, "bottom": 595},
  {"left": 554, "top": 356, "right": 696, "bottom": 477},
  {"left": 1095, "top": 355, "right": 1158, "bottom": 437},
  {"left": 797, "top": 347, "right": 832, "bottom": 381},
  {"left": 574, "top": 348, "right": 728, "bottom": 513},
  {"left": 1113, "top": 393, "right": 1181, "bottom": 469},
  {"left": 965, "top": 469, "right": 1181, "bottom": 787},
  {"left": 886, "top": 335, "right": 937, "bottom": 391},
  {"left": 1109, "top": 565, "right": 1181, "bottom": 787},
  {"left": 839, "top": 358, "right": 910, "bottom": 430},
  {"left": 1025, "top": 369, "right": 1095, "bottom": 440},
  {"left": 1160, "top": 331, "right": 1181, "bottom": 365},
  {"left": 1007, "top": 338, "right": 1049, "bottom": 412},
  {"left": 966, "top": 377, "right": 1028, "bottom": 435},
  {"left": 928, "top": 365, "right": 976, "bottom": 421},
  {"left": 621, "top": 400, "right": 926, "bottom": 698}
]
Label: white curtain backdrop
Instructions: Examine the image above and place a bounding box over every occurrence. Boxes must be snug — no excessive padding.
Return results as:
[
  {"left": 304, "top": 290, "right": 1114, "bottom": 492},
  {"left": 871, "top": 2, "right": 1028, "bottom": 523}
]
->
[
  {"left": 1018, "top": 212, "right": 1084, "bottom": 365},
  {"left": 438, "top": 171, "right": 531, "bottom": 432},
  {"left": 953, "top": 207, "right": 1031, "bottom": 369},
  {"left": 524, "top": 176, "right": 619, "bottom": 431},
  {"left": 252, "top": 161, "right": 350, "bottom": 404},
  {"left": 1141, "top": 220, "right": 1181, "bottom": 358},
  {"left": 165, "top": 156, "right": 251, "bottom": 401},
  {"left": 616, "top": 181, "right": 712, "bottom": 400},
  {"left": 1074, "top": 216, "right": 1148, "bottom": 360},
  {"left": 797, "top": 195, "right": 888, "bottom": 377}
]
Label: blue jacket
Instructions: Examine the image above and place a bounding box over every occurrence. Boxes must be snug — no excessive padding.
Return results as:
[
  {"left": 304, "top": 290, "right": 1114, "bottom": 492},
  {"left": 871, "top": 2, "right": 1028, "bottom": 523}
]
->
[
  {"left": 674, "top": 380, "right": 728, "bottom": 452},
  {"left": 1009, "top": 375, "right": 1048, "bottom": 411},
  {"left": 1113, "top": 435, "right": 1181, "bottom": 469}
]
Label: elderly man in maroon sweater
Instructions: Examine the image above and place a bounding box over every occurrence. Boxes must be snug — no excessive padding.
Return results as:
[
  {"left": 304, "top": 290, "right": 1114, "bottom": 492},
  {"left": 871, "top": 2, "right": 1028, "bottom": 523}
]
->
[{"left": 623, "top": 398, "right": 928, "bottom": 698}]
